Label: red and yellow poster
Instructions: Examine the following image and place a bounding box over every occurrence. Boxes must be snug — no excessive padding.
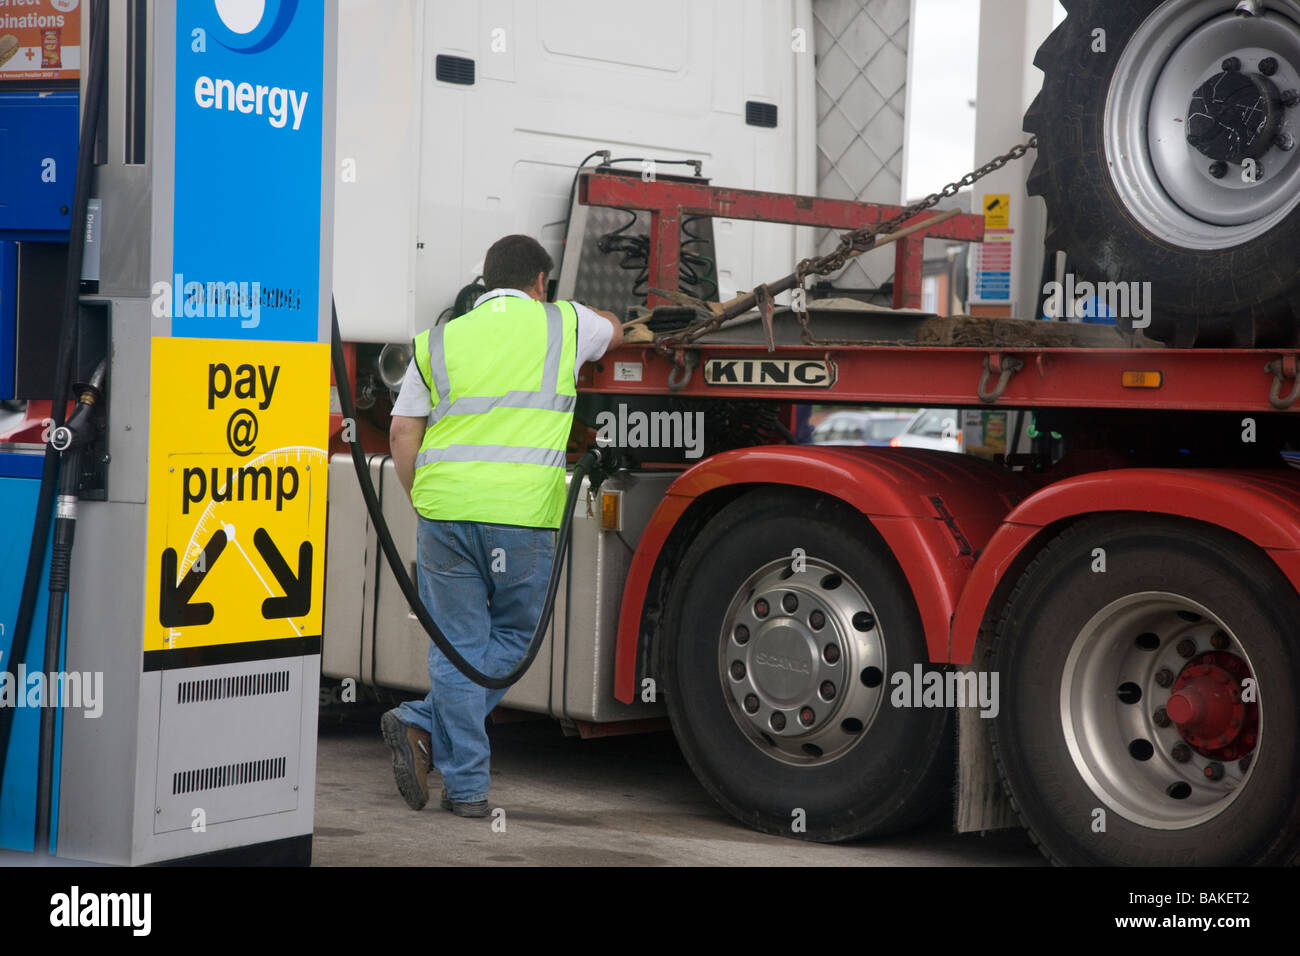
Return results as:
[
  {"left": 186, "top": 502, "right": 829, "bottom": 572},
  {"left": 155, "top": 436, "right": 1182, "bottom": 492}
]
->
[{"left": 0, "top": 0, "right": 81, "bottom": 83}]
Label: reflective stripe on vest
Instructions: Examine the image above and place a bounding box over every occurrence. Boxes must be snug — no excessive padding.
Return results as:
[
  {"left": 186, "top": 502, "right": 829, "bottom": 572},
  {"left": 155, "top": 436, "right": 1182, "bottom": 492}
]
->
[{"left": 410, "top": 298, "right": 578, "bottom": 529}]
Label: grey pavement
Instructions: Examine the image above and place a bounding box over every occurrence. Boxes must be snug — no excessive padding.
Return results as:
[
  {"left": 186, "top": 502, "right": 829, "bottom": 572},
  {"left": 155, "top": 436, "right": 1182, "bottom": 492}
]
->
[{"left": 312, "top": 706, "right": 1045, "bottom": 866}]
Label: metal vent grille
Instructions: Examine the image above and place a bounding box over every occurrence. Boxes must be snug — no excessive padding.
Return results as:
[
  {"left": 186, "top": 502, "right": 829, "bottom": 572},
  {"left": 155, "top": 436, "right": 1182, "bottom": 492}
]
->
[
  {"left": 435, "top": 54, "right": 475, "bottom": 85},
  {"left": 746, "top": 101, "right": 778, "bottom": 128},
  {"left": 173, "top": 756, "right": 288, "bottom": 795},
  {"left": 177, "top": 670, "right": 290, "bottom": 704}
]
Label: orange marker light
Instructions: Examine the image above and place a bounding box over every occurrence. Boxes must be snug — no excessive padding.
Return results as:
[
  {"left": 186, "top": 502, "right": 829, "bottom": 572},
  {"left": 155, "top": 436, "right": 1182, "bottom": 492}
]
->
[
  {"left": 1122, "top": 371, "right": 1164, "bottom": 389},
  {"left": 600, "top": 490, "right": 623, "bottom": 532}
]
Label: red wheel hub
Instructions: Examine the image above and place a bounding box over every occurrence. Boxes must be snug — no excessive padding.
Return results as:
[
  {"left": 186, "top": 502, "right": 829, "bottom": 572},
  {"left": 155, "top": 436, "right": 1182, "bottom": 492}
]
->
[{"left": 1167, "top": 652, "right": 1257, "bottom": 760}]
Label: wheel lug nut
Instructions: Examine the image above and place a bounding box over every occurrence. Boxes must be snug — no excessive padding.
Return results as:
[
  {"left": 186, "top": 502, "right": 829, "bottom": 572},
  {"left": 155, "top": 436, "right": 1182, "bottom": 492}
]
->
[
  {"left": 1209, "top": 160, "right": 1229, "bottom": 179},
  {"left": 1153, "top": 707, "right": 1171, "bottom": 727},
  {"left": 744, "top": 694, "right": 759, "bottom": 714},
  {"left": 1204, "top": 761, "right": 1225, "bottom": 781},
  {"left": 820, "top": 680, "right": 836, "bottom": 700},
  {"left": 1171, "top": 743, "right": 1192, "bottom": 762},
  {"left": 1238, "top": 754, "right": 1252, "bottom": 773},
  {"left": 1210, "top": 631, "right": 1229, "bottom": 650},
  {"left": 1279, "top": 131, "right": 1296, "bottom": 151},
  {"left": 734, "top": 624, "right": 750, "bottom": 645},
  {"left": 1283, "top": 89, "right": 1300, "bottom": 107},
  {"left": 799, "top": 706, "right": 815, "bottom": 726},
  {"left": 730, "top": 660, "right": 746, "bottom": 680},
  {"left": 754, "top": 599, "right": 769, "bottom": 618},
  {"left": 1176, "top": 638, "right": 1197, "bottom": 659},
  {"left": 771, "top": 712, "right": 786, "bottom": 731},
  {"left": 1155, "top": 668, "right": 1175, "bottom": 688},
  {"left": 1223, "top": 56, "right": 1242, "bottom": 72},
  {"left": 823, "top": 644, "right": 840, "bottom": 664},
  {"left": 1261, "top": 56, "right": 1279, "bottom": 76},
  {"left": 809, "top": 610, "right": 825, "bottom": 630},
  {"left": 782, "top": 593, "right": 798, "bottom": 613}
]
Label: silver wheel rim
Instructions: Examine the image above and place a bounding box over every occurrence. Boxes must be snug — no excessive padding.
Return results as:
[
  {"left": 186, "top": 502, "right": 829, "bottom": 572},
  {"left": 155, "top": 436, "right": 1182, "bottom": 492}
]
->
[
  {"left": 1106, "top": 0, "right": 1300, "bottom": 248},
  {"left": 1060, "top": 592, "right": 1261, "bottom": 830},
  {"left": 718, "top": 557, "right": 885, "bottom": 766}
]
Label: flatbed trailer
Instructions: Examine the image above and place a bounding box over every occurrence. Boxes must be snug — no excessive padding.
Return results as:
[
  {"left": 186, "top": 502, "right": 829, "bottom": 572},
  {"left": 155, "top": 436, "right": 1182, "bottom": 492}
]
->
[{"left": 325, "top": 173, "right": 1300, "bottom": 867}]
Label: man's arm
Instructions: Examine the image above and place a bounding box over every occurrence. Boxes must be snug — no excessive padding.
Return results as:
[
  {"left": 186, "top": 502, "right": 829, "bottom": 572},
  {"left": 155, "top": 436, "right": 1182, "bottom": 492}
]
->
[
  {"left": 390, "top": 415, "right": 425, "bottom": 497},
  {"left": 593, "top": 308, "right": 623, "bottom": 351}
]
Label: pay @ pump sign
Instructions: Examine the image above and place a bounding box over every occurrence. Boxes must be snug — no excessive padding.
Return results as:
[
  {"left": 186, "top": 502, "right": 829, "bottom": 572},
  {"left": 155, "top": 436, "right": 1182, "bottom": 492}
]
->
[{"left": 143, "top": 338, "right": 328, "bottom": 668}]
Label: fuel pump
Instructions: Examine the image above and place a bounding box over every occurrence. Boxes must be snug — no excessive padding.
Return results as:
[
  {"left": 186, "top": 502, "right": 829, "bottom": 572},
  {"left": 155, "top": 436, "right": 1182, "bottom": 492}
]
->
[{"left": 1, "top": 0, "right": 337, "bottom": 865}]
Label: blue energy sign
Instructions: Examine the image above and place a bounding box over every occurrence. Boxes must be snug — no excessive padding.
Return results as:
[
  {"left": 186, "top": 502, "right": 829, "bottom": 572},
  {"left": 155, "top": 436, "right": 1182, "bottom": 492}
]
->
[{"left": 172, "top": 0, "right": 324, "bottom": 342}]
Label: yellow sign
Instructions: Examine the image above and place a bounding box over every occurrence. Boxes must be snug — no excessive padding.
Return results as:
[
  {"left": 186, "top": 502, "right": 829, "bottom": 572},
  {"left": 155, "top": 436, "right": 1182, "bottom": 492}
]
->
[
  {"left": 143, "top": 337, "right": 329, "bottom": 663},
  {"left": 983, "top": 194, "right": 1011, "bottom": 230}
]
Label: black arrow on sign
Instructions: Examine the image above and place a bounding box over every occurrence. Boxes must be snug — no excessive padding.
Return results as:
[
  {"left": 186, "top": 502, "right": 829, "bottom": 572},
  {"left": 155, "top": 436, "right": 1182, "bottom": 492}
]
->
[
  {"left": 160, "top": 530, "right": 227, "bottom": 627},
  {"left": 254, "top": 528, "right": 312, "bottom": 620}
]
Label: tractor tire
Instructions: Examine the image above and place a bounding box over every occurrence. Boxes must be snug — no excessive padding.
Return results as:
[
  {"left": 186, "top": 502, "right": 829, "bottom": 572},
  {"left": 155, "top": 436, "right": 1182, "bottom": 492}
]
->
[
  {"left": 990, "top": 515, "right": 1300, "bottom": 865},
  {"left": 1026, "top": 0, "right": 1300, "bottom": 346},
  {"left": 660, "top": 488, "right": 953, "bottom": 843}
]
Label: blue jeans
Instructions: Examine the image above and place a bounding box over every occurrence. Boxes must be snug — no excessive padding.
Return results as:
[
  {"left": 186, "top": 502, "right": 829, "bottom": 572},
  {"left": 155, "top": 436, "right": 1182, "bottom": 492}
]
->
[{"left": 395, "top": 518, "right": 555, "bottom": 802}]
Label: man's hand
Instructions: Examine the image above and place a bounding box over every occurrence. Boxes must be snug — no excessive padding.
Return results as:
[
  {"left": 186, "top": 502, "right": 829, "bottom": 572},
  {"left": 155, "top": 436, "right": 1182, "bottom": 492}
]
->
[{"left": 390, "top": 415, "right": 425, "bottom": 497}]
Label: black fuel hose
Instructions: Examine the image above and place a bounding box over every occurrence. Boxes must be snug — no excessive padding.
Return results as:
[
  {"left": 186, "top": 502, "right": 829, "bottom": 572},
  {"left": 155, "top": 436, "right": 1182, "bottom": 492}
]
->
[
  {"left": 330, "top": 299, "right": 605, "bottom": 689},
  {"left": 33, "top": 359, "right": 105, "bottom": 853},
  {"left": 0, "top": 0, "right": 108, "bottom": 810}
]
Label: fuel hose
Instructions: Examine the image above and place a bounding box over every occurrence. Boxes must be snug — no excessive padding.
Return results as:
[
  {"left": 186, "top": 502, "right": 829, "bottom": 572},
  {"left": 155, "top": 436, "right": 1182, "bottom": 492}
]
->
[{"left": 330, "top": 299, "right": 608, "bottom": 689}]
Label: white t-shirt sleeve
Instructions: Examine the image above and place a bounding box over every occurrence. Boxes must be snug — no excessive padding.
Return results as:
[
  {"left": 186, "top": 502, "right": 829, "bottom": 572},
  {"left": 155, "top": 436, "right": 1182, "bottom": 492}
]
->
[
  {"left": 390, "top": 359, "right": 431, "bottom": 418},
  {"left": 571, "top": 301, "right": 614, "bottom": 378}
]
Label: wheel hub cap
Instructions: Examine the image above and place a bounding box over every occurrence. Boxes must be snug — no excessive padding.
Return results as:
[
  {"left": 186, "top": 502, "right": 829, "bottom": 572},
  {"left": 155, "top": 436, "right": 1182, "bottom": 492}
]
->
[
  {"left": 719, "top": 557, "right": 885, "bottom": 766},
  {"left": 1187, "top": 70, "right": 1285, "bottom": 160},
  {"left": 750, "top": 623, "right": 817, "bottom": 705},
  {"left": 1168, "top": 652, "right": 1258, "bottom": 759}
]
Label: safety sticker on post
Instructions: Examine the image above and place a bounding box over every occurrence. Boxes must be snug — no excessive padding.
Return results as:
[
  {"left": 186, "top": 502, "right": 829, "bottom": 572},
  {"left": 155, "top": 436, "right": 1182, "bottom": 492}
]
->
[{"left": 142, "top": 337, "right": 329, "bottom": 670}]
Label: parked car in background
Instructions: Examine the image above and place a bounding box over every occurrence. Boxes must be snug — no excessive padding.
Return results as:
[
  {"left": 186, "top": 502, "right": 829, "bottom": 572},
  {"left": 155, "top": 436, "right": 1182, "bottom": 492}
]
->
[
  {"left": 892, "top": 408, "right": 962, "bottom": 453},
  {"left": 810, "top": 411, "right": 913, "bottom": 447}
]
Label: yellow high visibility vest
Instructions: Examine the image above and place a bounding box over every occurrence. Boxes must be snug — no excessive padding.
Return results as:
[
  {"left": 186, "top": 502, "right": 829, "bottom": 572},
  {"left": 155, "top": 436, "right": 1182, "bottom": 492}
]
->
[{"left": 411, "top": 296, "right": 578, "bottom": 529}]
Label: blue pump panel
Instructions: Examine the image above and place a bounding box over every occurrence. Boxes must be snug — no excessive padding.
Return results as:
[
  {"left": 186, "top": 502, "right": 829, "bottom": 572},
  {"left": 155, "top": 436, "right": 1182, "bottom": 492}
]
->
[
  {"left": 0, "top": 92, "right": 79, "bottom": 240},
  {"left": 0, "top": 457, "right": 65, "bottom": 853}
]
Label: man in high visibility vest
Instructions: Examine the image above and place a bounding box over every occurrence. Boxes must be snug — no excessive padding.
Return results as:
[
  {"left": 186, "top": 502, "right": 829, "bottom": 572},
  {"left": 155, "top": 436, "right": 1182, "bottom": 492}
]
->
[{"left": 381, "top": 234, "right": 623, "bottom": 816}]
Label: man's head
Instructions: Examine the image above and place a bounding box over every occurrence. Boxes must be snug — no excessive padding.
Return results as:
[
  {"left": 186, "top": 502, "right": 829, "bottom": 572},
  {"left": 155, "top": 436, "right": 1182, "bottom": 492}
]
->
[{"left": 483, "top": 234, "right": 554, "bottom": 300}]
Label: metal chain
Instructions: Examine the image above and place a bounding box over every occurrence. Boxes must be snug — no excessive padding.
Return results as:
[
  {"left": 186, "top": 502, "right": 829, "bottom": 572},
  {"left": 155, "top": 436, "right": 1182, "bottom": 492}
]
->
[{"left": 655, "top": 135, "right": 1038, "bottom": 352}]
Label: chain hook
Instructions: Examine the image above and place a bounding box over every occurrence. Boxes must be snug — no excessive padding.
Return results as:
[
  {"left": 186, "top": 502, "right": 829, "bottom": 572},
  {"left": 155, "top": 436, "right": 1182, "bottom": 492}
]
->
[
  {"left": 977, "top": 354, "right": 1024, "bottom": 403},
  {"left": 667, "top": 350, "right": 699, "bottom": 391},
  {"left": 1266, "top": 356, "right": 1300, "bottom": 409}
]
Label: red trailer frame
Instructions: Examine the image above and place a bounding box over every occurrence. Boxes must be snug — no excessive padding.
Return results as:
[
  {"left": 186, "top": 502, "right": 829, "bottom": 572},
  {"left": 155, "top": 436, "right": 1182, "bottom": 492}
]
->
[
  {"left": 578, "top": 170, "right": 986, "bottom": 312},
  {"left": 568, "top": 175, "right": 1300, "bottom": 709}
]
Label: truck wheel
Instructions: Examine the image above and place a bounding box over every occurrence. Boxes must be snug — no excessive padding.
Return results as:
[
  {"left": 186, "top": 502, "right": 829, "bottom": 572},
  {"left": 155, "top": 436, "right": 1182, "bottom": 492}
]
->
[
  {"left": 990, "top": 515, "right": 1300, "bottom": 865},
  {"left": 1026, "top": 0, "right": 1300, "bottom": 346},
  {"left": 661, "top": 489, "right": 952, "bottom": 842}
]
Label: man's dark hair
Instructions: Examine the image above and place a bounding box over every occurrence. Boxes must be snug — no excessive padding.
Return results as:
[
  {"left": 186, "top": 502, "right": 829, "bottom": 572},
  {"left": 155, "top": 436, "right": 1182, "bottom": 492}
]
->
[{"left": 483, "top": 234, "right": 554, "bottom": 292}]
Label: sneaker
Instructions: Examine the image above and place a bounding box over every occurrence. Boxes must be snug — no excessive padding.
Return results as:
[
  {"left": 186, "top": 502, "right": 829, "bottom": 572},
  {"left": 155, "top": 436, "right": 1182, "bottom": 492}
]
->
[
  {"left": 381, "top": 710, "right": 431, "bottom": 810},
  {"left": 440, "top": 788, "right": 490, "bottom": 818}
]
